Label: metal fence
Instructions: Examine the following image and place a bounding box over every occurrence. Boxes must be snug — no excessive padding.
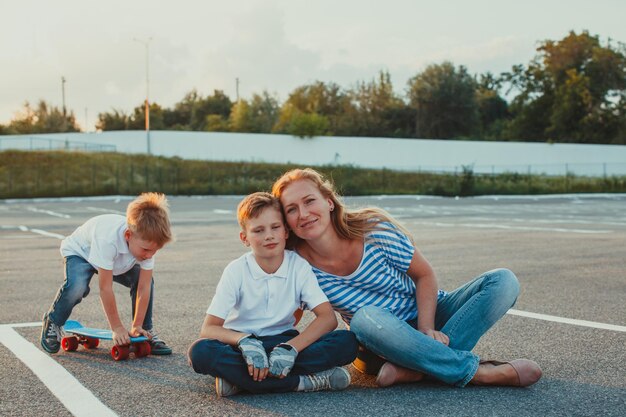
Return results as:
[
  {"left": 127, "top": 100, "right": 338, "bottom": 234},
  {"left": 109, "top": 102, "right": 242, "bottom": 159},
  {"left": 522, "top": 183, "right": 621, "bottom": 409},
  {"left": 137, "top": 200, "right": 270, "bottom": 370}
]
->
[{"left": 0, "top": 137, "right": 116, "bottom": 152}]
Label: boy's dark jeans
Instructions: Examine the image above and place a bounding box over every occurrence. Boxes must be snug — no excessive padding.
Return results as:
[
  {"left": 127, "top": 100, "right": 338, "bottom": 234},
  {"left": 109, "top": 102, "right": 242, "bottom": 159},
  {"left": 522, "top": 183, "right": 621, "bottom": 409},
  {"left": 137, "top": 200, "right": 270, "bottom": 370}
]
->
[
  {"left": 188, "top": 330, "right": 358, "bottom": 393},
  {"left": 47, "top": 255, "right": 154, "bottom": 329}
]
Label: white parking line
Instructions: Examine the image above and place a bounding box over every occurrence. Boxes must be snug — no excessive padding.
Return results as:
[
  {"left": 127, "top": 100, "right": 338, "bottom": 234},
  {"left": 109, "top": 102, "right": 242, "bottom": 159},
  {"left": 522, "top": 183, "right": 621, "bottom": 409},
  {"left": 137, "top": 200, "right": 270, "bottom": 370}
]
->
[
  {"left": 0, "top": 324, "right": 117, "bottom": 417},
  {"left": 86, "top": 207, "right": 125, "bottom": 215},
  {"left": 412, "top": 221, "right": 612, "bottom": 234},
  {"left": 26, "top": 207, "right": 71, "bottom": 219},
  {"left": 1, "top": 304, "right": 624, "bottom": 416},
  {"left": 507, "top": 309, "right": 626, "bottom": 332},
  {"left": 9, "top": 225, "right": 65, "bottom": 240}
]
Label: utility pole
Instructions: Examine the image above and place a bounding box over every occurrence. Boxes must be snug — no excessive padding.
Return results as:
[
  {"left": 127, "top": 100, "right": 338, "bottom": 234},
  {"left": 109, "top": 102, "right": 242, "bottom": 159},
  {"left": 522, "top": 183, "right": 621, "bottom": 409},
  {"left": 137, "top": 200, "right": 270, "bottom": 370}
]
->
[
  {"left": 134, "top": 37, "right": 152, "bottom": 154},
  {"left": 61, "top": 76, "right": 67, "bottom": 131},
  {"left": 61, "top": 76, "right": 67, "bottom": 116},
  {"left": 236, "top": 77, "right": 240, "bottom": 103},
  {"left": 84, "top": 108, "right": 88, "bottom": 132}
]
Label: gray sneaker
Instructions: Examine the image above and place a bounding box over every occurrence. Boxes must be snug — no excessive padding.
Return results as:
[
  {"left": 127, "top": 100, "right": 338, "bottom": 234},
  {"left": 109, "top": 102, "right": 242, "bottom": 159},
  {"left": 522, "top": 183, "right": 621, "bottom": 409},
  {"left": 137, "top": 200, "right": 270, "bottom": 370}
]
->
[
  {"left": 40, "top": 313, "right": 63, "bottom": 354},
  {"left": 215, "top": 377, "right": 241, "bottom": 398},
  {"left": 301, "top": 367, "right": 351, "bottom": 392}
]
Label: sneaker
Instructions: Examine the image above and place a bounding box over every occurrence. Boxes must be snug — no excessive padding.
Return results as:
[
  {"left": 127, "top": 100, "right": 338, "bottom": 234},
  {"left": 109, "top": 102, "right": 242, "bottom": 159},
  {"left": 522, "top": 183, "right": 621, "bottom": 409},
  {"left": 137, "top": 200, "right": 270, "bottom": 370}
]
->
[
  {"left": 301, "top": 367, "right": 351, "bottom": 392},
  {"left": 146, "top": 329, "right": 172, "bottom": 355},
  {"left": 215, "top": 377, "right": 241, "bottom": 398},
  {"left": 40, "top": 313, "right": 63, "bottom": 354}
]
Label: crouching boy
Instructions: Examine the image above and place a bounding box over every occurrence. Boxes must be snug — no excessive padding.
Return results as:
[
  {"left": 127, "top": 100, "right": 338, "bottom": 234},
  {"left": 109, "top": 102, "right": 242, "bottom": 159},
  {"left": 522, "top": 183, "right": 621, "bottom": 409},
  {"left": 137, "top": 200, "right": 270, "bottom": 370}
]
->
[
  {"left": 188, "top": 192, "right": 357, "bottom": 397},
  {"left": 41, "top": 192, "right": 173, "bottom": 355}
]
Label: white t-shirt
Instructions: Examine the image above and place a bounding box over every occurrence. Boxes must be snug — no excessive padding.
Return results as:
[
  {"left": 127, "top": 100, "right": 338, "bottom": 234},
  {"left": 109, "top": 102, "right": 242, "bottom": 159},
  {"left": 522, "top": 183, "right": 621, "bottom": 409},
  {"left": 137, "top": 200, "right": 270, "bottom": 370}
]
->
[
  {"left": 60, "top": 214, "right": 155, "bottom": 275},
  {"left": 207, "top": 250, "right": 329, "bottom": 337}
]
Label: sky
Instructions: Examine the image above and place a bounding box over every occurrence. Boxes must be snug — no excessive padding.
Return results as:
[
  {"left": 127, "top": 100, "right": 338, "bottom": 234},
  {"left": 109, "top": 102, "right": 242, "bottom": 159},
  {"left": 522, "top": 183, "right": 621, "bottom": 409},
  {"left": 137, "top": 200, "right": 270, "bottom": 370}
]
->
[{"left": 2, "top": 0, "right": 625, "bottom": 130}]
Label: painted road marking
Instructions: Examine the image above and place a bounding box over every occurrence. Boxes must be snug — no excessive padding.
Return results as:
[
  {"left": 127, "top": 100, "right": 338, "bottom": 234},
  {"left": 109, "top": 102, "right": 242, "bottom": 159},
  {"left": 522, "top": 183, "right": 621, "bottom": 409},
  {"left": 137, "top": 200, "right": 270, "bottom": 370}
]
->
[
  {"left": 1, "top": 305, "right": 623, "bottom": 417},
  {"left": 0, "top": 324, "right": 117, "bottom": 417},
  {"left": 412, "top": 221, "right": 612, "bottom": 234},
  {"left": 507, "top": 309, "right": 626, "bottom": 332},
  {"left": 86, "top": 207, "right": 125, "bottom": 215},
  {"left": 26, "top": 207, "right": 71, "bottom": 219},
  {"left": 9, "top": 225, "right": 65, "bottom": 240}
]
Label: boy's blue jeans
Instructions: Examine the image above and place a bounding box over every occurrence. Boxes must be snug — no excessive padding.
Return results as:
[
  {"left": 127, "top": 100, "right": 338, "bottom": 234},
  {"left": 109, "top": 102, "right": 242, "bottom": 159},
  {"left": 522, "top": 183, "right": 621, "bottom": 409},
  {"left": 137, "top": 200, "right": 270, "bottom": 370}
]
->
[
  {"left": 46, "top": 255, "right": 154, "bottom": 330},
  {"left": 349, "top": 268, "right": 520, "bottom": 387},
  {"left": 188, "top": 330, "right": 358, "bottom": 393}
]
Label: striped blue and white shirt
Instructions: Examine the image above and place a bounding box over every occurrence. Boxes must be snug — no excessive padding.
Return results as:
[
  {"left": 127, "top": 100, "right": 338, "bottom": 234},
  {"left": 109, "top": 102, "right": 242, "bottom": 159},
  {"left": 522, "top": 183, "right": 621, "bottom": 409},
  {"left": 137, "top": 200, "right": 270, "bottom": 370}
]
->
[{"left": 311, "top": 222, "right": 446, "bottom": 324}]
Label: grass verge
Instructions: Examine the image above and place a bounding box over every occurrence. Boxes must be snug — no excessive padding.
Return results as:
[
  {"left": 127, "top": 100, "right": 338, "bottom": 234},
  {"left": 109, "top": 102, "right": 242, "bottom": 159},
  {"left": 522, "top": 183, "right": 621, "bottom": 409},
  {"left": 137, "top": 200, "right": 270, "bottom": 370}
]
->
[{"left": 1, "top": 150, "right": 625, "bottom": 199}]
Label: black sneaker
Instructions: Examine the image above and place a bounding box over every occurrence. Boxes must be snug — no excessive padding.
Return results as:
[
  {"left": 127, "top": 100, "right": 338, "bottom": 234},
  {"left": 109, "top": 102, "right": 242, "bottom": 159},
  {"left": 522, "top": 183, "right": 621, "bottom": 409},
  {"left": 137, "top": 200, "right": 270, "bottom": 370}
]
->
[
  {"left": 147, "top": 330, "right": 172, "bottom": 355},
  {"left": 40, "top": 313, "right": 63, "bottom": 354}
]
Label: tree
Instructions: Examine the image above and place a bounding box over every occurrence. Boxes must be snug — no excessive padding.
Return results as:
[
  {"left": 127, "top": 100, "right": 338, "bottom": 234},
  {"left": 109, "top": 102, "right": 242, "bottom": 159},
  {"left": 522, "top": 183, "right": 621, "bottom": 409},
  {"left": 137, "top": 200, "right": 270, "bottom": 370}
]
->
[
  {"left": 503, "top": 31, "right": 626, "bottom": 144},
  {"left": 205, "top": 114, "right": 230, "bottom": 132},
  {"left": 285, "top": 111, "right": 330, "bottom": 138},
  {"left": 162, "top": 89, "right": 233, "bottom": 131},
  {"left": 247, "top": 91, "right": 280, "bottom": 133},
  {"left": 275, "top": 81, "right": 354, "bottom": 136},
  {"left": 96, "top": 109, "right": 129, "bottom": 131},
  {"left": 476, "top": 72, "right": 509, "bottom": 140},
  {"left": 127, "top": 102, "right": 164, "bottom": 130},
  {"left": 229, "top": 92, "right": 279, "bottom": 133},
  {"left": 349, "top": 71, "right": 413, "bottom": 137},
  {"left": 2, "top": 101, "right": 80, "bottom": 134},
  {"left": 229, "top": 99, "right": 253, "bottom": 132},
  {"left": 407, "top": 62, "right": 479, "bottom": 139}
]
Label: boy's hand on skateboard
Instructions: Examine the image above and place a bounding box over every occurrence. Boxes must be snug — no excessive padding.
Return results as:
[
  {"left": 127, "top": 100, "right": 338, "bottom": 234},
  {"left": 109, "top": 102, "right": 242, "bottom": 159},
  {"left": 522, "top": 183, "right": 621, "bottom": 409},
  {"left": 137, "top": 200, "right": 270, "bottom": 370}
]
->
[
  {"left": 269, "top": 343, "right": 298, "bottom": 378},
  {"left": 237, "top": 335, "right": 269, "bottom": 381},
  {"left": 130, "top": 326, "right": 150, "bottom": 339},
  {"left": 112, "top": 326, "right": 131, "bottom": 346}
]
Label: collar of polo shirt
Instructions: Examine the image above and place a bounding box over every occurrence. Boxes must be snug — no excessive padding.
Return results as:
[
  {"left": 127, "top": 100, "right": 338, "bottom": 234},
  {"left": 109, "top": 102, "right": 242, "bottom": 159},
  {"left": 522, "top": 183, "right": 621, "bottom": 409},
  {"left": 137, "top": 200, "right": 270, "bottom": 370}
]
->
[{"left": 246, "top": 252, "right": 289, "bottom": 280}]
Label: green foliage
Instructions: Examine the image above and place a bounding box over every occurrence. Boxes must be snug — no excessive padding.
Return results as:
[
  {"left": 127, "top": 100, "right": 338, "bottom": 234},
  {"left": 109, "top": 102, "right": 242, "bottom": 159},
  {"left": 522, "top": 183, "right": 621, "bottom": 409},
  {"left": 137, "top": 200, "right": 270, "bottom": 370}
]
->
[
  {"left": 350, "top": 71, "right": 413, "bottom": 137},
  {"left": 204, "top": 114, "right": 229, "bottom": 132},
  {"left": 285, "top": 112, "right": 330, "bottom": 138},
  {"left": 229, "top": 92, "right": 280, "bottom": 133},
  {"left": 503, "top": 31, "right": 626, "bottom": 143},
  {"left": 408, "top": 62, "right": 480, "bottom": 139},
  {"left": 2, "top": 101, "right": 80, "bottom": 134},
  {"left": 476, "top": 73, "right": 510, "bottom": 140},
  {"left": 96, "top": 109, "right": 129, "bottom": 131},
  {"left": 275, "top": 81, "right": 353, "bottom": 136},
  {"left": 1, "top": 150, "right": 624, "bottom": 199},
  {"left": 4, "top": 31, "right": 624, "bottom": 145}
]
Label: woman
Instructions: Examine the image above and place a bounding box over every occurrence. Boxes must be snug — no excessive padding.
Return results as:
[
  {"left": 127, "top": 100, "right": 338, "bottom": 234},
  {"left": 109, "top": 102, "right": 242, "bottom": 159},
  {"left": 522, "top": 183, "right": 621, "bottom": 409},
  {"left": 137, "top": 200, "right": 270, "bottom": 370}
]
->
[{"left": 272, "top": 168, "right": 542, "bottom": 388}]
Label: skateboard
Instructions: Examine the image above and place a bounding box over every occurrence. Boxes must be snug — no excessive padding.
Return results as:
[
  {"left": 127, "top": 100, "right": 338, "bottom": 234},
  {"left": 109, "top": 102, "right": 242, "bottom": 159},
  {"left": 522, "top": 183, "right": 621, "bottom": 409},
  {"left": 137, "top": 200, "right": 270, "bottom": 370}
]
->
[{"left": 62, "top": 320, "right": 151, "bottom": 361}]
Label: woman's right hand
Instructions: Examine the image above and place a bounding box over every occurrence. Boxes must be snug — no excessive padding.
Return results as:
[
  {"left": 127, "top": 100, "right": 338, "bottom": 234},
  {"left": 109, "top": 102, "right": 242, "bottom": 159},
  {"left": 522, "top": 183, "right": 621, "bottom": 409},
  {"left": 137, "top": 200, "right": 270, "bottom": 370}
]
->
[{"left": 422, "top": 329, "right": 449, "bottom": 346}]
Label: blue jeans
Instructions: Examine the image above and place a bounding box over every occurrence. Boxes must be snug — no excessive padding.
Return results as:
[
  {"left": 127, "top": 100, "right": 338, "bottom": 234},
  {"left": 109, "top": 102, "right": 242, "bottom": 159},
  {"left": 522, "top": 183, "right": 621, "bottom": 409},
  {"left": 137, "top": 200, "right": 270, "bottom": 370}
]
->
[
  {"left": 188, "top": 329, "right": 358, "bottom": 394},
  {"left": 46, "top": 255, "right": 155, "bottom": 330},
  {"left": 349, "top": 268, "right": 520, "bottom": 387}
]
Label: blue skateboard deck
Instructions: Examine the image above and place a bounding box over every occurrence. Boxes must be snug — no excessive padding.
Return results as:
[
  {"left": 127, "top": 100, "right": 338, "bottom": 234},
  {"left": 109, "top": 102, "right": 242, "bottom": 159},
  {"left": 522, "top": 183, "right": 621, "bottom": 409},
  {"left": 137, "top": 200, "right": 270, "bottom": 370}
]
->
[
  {"left": 64, "top": 320, "right": 149, "bottom": 342},
  {"left": 62, "top": 320, "right": 151, "bottom": 360}
]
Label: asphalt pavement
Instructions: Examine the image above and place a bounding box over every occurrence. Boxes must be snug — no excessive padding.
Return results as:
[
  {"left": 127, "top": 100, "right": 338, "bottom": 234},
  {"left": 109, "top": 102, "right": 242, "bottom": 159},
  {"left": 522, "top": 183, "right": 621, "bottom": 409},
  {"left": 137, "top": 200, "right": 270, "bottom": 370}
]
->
[{"left": 1, "top": 193, "right": 625, "bottom": 416}]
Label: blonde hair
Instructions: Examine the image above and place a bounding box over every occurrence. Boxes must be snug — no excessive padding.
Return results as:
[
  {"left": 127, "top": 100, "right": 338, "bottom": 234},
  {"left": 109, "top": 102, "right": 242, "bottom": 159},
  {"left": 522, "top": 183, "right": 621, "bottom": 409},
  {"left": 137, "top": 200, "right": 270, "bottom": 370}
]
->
[
  {"left": 271, "top": 168, "right": 413, "bottom": 248},
  {"left": 126, "top": 192, "right": 172, "bottom": 246},
  {"left": 237, "top": 192, "right": 283, "bottom": 230}
]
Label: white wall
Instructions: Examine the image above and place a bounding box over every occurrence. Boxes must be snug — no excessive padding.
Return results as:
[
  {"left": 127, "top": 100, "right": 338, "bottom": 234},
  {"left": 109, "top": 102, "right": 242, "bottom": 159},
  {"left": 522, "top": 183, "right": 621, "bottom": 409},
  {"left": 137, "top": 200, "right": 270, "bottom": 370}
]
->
[{"left": 2, "top": 131, "right": 625, "bottom": 176}]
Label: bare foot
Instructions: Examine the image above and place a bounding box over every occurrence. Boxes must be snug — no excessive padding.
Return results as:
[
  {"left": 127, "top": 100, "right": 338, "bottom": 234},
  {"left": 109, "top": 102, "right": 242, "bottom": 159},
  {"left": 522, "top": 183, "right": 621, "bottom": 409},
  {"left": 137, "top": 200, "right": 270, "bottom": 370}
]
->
[{"left": 376, "top": 362, "right": 424, "bottom": 387}]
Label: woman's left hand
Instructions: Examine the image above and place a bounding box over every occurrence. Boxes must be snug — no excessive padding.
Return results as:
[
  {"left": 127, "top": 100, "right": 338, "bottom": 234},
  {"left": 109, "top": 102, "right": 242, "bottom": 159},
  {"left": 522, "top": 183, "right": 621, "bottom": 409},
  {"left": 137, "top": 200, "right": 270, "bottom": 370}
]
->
[{"left": 422, "top": 329, "right": 449, "bottom": 346}]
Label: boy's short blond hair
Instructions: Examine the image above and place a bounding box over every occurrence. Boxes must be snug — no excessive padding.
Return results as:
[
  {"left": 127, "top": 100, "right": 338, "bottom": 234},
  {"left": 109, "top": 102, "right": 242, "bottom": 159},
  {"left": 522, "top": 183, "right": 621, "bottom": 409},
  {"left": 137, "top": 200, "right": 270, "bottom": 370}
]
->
[
  {"left": 126, "top": 192, "right": 172, "bottom": 246},
  {"left": 237, "top": 192, "right": 283, "bottom": 230}
]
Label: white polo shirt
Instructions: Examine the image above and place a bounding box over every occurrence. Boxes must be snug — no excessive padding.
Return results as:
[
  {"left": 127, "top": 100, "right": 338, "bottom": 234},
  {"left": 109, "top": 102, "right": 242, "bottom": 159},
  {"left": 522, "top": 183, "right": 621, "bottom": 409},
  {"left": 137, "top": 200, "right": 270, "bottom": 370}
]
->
[
  {"left": 60, "top": 214, "right": 155, "bottom": 275},
  {"left": 207, "top": 250, "right": 329, "bottom": 337}
]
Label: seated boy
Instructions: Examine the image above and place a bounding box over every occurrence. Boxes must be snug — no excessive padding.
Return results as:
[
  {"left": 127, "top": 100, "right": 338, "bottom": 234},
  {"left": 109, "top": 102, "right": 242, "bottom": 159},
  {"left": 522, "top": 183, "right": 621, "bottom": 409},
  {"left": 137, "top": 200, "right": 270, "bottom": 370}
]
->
[
  {"left": 41, "top": 192, "right": 173, "bottom": 355},
  {"left": 188, "top": 192, "right": 358, "bottom": 397}
]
